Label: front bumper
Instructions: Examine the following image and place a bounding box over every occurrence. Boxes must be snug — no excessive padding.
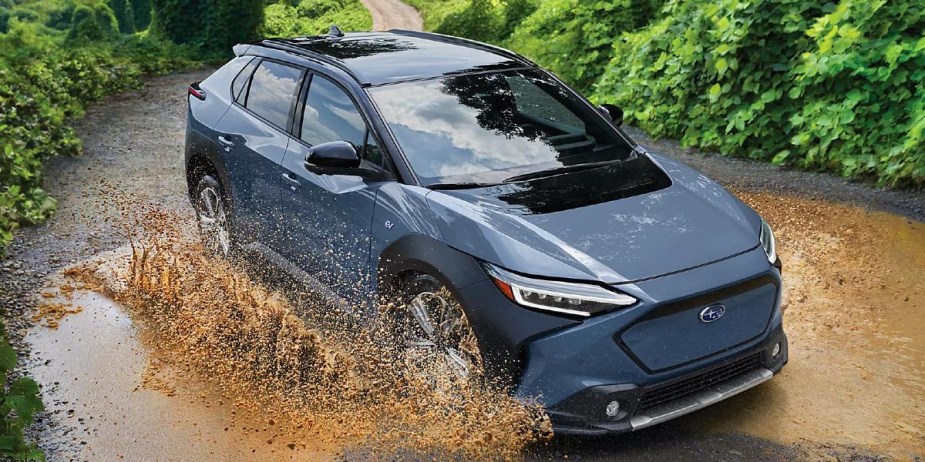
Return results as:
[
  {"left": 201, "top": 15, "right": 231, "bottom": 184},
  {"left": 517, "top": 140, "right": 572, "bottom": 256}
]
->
[
  {"left": 545, "top": 327, "right": 787, "bottom": 435},
  {"left": 454, "top": 245, "right": 788, "bottom": 435}
]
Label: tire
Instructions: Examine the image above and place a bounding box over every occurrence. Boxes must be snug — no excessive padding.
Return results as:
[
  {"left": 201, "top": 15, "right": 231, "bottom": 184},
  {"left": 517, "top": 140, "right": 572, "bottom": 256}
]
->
[
  {"left": 193, "top": 175, "right": 233, "bottom": 258},
  {"left": 398, "top": 274, "right": 484, "bottom": 384}
]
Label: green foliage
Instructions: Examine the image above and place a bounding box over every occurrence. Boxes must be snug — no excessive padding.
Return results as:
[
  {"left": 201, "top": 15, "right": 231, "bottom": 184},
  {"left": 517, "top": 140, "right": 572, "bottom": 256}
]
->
[
  {"left": 593, "top": 0, "right": 925, "bottom": 187},
  {"left": 403, "top": 0, "right": 469, "bottom": 32},
  {"left": 151, "top": 0, "right": 264, "bottom": 53},
  {"left": 436, "top": 0, "right": 503, "bottom": 43},
  {"left": 507, "top": 0, "right": 657, "bottom": 92},
  {"left": 0, "top": 5, "right": 199, "bottom": 252},
  {"left": 67, "top": 3, "right": 118, "bottom": 41},
  {"left": 0, "top": 323, "right": 44, "bottom": 461},
  {"left": 108, "top": 0, "right": 135, "bottom": 33},
  {"left": 416, "top": 0, "right": 537, "bottom": 45},
  {"left": 261, "top": 0, "right": 372, "bottom": 37}
]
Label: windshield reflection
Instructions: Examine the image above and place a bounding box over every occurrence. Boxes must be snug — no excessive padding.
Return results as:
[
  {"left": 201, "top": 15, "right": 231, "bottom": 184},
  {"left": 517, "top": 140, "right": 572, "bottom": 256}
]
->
[{"left": 370, "top": 69, "right": 634, "bottom": 185}]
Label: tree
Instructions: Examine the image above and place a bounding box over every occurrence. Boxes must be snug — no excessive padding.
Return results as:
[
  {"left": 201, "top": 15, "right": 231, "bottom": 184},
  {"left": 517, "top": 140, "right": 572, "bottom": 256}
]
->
[
  {"left": 131, "top": 0, "right": 152, "bottom": 30},
  {"left": 151, "top": 0, "right": 264, "bottom": 53},
  {"left": 109, "top": 0, "right": 136, "bottom": 34}
]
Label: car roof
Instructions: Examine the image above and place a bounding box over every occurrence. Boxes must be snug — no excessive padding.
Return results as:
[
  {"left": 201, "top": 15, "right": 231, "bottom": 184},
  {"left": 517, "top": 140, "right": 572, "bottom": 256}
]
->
[{"left": 248, "top": 30, "right": 534, "bottom": 86}]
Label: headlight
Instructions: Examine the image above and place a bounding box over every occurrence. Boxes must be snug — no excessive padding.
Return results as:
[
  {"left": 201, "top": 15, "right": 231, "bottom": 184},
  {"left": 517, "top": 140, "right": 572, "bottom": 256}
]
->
[
  {"left": 481, "top": 263, "right": 636, "bottom": 317},
  {"left": 760, "top": 218, "right": 777, "bottom": 264}
]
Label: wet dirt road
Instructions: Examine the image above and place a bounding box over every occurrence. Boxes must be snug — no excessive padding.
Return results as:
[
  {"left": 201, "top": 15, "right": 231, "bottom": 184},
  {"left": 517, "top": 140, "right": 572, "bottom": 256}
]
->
[
  {"left": 360, "top": 0, "right": 423, "bottom": 31},
  {"left": 2, "top": 69, "right": 924, "bottom": 461}
]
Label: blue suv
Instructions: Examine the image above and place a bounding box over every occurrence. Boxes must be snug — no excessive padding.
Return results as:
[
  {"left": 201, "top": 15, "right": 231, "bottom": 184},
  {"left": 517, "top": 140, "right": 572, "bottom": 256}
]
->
[{"left": 184, "top": 28, "right": 788, "bottom": 435}]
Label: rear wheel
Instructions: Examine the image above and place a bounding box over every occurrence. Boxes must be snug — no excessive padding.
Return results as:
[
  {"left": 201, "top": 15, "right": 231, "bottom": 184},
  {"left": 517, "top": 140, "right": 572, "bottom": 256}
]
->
[
  {"left": 399, "top": 274, "right": 483, "bottom": 385},
  {"left": 194, "top": 175, "right": 232, "bottom": 258}
]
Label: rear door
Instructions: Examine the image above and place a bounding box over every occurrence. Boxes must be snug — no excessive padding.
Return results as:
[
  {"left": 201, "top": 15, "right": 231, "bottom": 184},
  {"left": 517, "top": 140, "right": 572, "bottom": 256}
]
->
[
  {"left": 213, "top": 59, "right": 305, "bottom": 245},
  {"left": 278, "top": 73, "right": 394, "bottom": 299}
]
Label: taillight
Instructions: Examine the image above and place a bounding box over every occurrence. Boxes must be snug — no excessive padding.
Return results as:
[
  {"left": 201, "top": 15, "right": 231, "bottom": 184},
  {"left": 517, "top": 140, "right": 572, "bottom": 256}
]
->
[{"left": 188, "top": 82, "right": 206, "bottom": 100}]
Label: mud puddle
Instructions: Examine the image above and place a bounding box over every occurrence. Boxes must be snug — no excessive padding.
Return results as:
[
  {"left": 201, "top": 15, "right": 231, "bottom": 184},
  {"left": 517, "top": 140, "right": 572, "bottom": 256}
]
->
[
  {"left": 26, "top": 192, "right": 925, "bottom": 460},
  {"left": 28, "top": 278, "right": 335, "bottom": 461},
  {"left": 682, "top": 193, "right": 925, "bottom": 458}
]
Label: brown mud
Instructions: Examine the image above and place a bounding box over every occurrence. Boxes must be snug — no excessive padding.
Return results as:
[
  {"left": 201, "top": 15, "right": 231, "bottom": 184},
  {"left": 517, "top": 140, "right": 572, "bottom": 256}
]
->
[{"left": 30, "top": 197, "right": 548, "bottom": 461}]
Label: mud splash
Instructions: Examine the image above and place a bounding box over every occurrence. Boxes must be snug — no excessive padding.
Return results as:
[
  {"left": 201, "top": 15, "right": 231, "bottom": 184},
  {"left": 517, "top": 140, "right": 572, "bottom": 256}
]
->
[
  {"left": 61, "top": 199, "right": 550, "bottom": 460},
  {"left": 684, "top": 192, "right": 925, "bottom": 457}
]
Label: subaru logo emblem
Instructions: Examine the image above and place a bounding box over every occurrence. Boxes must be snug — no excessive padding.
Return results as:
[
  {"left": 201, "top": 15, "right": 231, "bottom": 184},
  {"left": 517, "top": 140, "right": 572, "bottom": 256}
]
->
[{"left": 699, "top": 304, "right": 726, "bottom": 323}]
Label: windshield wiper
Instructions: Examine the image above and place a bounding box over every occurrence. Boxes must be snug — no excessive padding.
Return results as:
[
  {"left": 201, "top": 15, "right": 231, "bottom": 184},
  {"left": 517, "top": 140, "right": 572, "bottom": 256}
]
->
[
  {"left": 426, "top": 182, "right": 500, "bottom": 190},
  {"left": 503, "top": 159, "right": 624, "bottom": 183}
]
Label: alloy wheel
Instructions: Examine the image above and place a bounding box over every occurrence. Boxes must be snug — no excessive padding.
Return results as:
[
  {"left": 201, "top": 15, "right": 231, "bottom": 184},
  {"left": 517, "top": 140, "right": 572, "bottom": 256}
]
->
[
  {"left": 196, "top": 186, "right": 231, "bottom": 257},
  {"left": 405, "top": 288, "right": 482, "bottom": 383}
]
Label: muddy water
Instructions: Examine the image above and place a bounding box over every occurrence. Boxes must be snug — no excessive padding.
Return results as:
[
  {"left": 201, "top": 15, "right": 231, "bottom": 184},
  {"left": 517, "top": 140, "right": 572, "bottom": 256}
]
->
[
  {"left": 27, "top": 192, "right": 925, "bottom": 460},
  {"left": 684, "top": 193, "right": 925, "bottom": 457}
]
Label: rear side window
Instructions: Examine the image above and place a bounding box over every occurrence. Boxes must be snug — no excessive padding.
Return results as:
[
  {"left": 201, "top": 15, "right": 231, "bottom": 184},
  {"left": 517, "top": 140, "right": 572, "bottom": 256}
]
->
[
  {"left": 232, "top": 58, "right": 257, "bottom": 103},
  {"left": 245, "top": 60, "right": 302, "bottom": 129}
]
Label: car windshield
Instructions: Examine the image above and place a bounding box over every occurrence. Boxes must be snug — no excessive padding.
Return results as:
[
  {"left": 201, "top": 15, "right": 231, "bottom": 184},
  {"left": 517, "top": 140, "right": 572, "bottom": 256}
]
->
[{"left": 369, "top": 69, "right": 636, "bottom": 185}]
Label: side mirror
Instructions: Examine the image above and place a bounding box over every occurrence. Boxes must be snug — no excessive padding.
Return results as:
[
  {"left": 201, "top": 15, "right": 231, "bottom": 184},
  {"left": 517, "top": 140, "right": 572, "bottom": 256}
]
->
[
  {"left": 599, "top": 104, "right": 624, "bottom": 126},
  {"left": 305, "top": 141, "right": 360, "bottom": 169}
]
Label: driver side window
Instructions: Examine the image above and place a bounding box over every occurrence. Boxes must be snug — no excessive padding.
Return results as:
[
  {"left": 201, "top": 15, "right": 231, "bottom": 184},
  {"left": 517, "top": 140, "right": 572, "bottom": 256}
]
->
[{"left": 300, "top": 75, "right": 387, "bottom": 170}]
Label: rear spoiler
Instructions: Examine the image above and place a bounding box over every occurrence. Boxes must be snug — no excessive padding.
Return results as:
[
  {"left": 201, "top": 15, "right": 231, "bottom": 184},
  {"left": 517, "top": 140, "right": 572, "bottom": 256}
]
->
[{"left": 233, "top": 44, "right": 252, "bottom": 57}]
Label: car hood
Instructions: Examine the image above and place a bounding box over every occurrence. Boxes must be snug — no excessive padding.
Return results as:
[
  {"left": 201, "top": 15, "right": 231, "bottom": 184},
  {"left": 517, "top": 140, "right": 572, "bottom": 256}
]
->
[{"left": 425, "top": 153, "right": 761, "bottom": 284}]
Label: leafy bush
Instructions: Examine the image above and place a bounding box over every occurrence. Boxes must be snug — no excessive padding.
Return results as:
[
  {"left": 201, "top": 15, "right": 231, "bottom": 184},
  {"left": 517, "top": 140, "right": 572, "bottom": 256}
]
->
[
  {"left": 420, "top": 0, "right": 538, "bottom": 45},
  {"left": 67, "top": 3, "right": 119, "bottom": 41},
  {"left": 0, "top": 12, "right": 199, "bottom": 252},
  {"left": 506, "top": 0, "right": 659, "bottom": 92},
  {"left": 0, "top": 323, "right": 44, "bottom": 461},
  {"left": 593, "top": 0, "right": 925, "bottom": 187},
  {"left": 436, "top": 0, "right": 503, "bottom": 43},
  {"left": 151, "top": 0, "right": 264, "bottom": 52},
  {"left": 261, "top": 0, "right": 372, "bottom": 37}
]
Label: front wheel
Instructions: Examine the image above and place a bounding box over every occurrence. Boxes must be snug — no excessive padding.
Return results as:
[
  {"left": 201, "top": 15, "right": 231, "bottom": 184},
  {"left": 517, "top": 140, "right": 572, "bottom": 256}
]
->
[
  {"left": 193, "top": 175, "right": 232, "bottom": 258},
  {"left": 399, "top": 274, "right": 483, "bottom": 385}
]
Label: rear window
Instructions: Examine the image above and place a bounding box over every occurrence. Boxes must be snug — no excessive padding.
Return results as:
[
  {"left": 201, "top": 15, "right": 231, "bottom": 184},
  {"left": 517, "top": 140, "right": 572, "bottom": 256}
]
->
[{"left": 244, "top": 60, "right": 302, "bottom": 129}]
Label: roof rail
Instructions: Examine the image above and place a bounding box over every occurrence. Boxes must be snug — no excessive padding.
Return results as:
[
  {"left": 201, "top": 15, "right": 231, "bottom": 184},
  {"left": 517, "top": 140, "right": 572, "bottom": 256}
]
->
[
  {"left": 388, "top": 29, "right": 537, "bottom": 67},
  {"left": 258, "top": 39, "right": 367, "bottom": 84}
]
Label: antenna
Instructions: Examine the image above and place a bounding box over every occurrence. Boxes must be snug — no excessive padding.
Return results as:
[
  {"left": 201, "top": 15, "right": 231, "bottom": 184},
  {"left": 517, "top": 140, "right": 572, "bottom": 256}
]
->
[{"left": 329, "top": 25, "right": 345, "bottom": 38}]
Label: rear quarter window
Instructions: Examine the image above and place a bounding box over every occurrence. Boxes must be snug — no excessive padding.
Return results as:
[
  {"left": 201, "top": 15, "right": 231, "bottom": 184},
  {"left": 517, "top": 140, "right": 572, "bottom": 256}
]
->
[
  {"left": 200, "top": 56, "right": 254, "bottom": 99},
  {"left": 231, "top": 57, "right": 257, "bottom": 103}
]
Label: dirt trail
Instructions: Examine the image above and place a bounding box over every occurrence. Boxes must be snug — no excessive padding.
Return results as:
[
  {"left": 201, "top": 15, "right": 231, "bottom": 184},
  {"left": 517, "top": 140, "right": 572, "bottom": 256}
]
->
[{"left": 360, "top": 0, "right": 423, "bottom": 31}]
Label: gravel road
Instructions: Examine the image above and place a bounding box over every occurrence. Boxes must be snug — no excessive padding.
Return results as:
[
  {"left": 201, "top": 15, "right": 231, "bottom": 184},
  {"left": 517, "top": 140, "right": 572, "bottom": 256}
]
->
[
  {"left": 360, "top": 0, "right": 423, "bottom": 31},
  {"left": 1, "top": 2, "right": 923, "bottom": 460}
]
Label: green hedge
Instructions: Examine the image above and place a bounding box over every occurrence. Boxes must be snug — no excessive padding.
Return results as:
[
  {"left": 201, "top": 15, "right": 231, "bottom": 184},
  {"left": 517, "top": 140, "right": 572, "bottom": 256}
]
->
[
  {"left": 261, "top": 0, "right": 372, "bottom": 37},
  {"left": 415, "top": 0, "right": 924, "bottom": 187},
  {"left": 593, "top": 0, "right": 925, "bottom": 187},
  {"left": 0, "top": 10, "right": 197, "bottom": 251},
  {"left": 151, "top": 0, "right": 264, "bottom": 52},
  {"left": 507, "top": 0, "right": 660, "bottom": 92}
]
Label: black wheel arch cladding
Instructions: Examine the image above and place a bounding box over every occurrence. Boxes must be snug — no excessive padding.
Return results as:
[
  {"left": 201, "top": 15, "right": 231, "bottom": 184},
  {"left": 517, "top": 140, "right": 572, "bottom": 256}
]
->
[{"left": 377, "top": 233, "right": 579, "bottom": 382}]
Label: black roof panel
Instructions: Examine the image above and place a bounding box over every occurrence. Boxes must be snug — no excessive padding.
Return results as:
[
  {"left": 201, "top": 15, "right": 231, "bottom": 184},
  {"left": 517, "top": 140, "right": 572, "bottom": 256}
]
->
[{"left": 263, "top": 31, "right": 527, "bottom": 85}]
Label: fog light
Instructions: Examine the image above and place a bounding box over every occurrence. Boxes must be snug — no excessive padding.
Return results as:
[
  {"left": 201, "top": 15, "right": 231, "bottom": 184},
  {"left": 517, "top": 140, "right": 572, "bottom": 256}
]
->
[
  {"left": 605, "top": 400, "right": 620, "bottom": 418},
  {"left": 772, "top": 342, "right": 781, "bottom": 357}
]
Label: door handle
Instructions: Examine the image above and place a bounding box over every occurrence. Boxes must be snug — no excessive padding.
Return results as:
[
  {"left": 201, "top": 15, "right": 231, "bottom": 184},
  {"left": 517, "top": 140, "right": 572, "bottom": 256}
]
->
[
  {"left": 217, "top": 135, "right": 235, "bottom": 151},
  {"left": 282, "top": 172, "right": 301, "bottom": 191}
]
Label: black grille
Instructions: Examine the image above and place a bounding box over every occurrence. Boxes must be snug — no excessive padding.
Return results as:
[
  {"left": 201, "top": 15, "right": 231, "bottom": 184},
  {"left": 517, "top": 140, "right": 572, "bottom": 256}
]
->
[{"left": 638, "top": 353, "right": 762, "bottom": 411}]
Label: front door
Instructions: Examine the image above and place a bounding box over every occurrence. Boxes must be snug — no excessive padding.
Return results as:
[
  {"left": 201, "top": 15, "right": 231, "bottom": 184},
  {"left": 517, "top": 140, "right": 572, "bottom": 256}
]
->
[{"left": 278, "top": 73, "right": 394, "bottom": 300}]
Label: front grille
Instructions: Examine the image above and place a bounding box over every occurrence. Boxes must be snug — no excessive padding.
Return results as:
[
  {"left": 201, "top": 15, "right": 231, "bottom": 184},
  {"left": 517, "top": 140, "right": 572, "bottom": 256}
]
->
[{"left": 638, "top": 353, "right": 762, "bottom": 411}]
